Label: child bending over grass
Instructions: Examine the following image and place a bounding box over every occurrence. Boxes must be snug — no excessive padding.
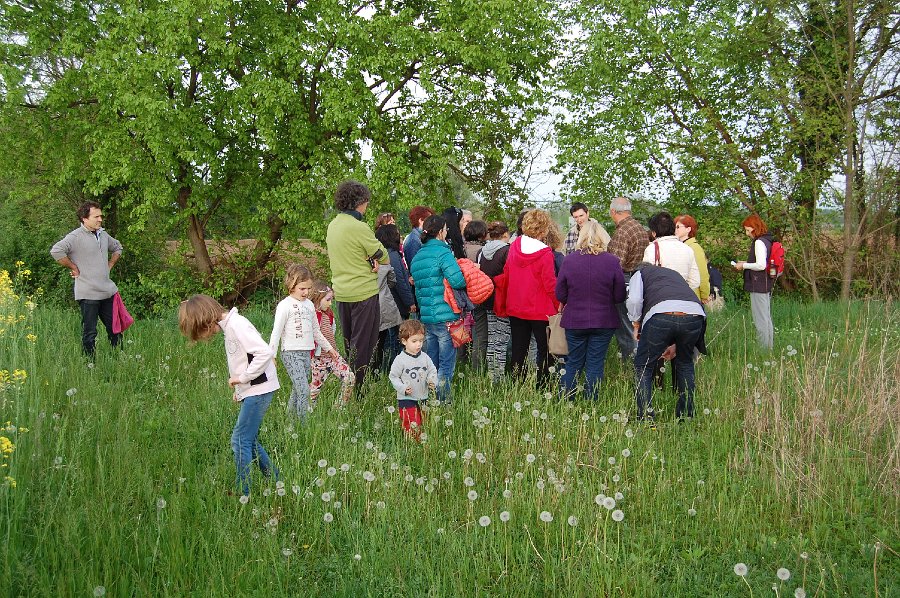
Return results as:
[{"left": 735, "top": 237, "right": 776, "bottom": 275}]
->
[{"left": 179, "top": 294, "right": 279, "bottom": 496}]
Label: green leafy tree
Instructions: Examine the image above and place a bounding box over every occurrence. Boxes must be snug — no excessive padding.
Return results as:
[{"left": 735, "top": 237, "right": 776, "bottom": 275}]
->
[{"left": 0, "top": 0, "right": 559, "bottom": 306}]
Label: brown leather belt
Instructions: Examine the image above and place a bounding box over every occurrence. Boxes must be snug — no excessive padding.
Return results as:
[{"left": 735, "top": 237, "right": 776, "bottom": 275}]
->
[{"left": 662, "top": 311, "right": 690, "bottom": 316}]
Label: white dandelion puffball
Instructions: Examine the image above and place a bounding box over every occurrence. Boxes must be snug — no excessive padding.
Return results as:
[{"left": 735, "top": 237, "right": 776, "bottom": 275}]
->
[
  {"left": 611, "top": 509, "right": 624, "bottom": 522},
  {"left": 326, "top": 467, "right": 337, "bottom": 477},
  {"left": 479, "top": 516, "right": 491, "bottom": 527},
  {"left": 703, "top": 408, "right": 711, "bottom": 415},
  {"left": 340, "top": 463, "right": 350, "bottom": 472},
  {"left": 376, "top": 501, "right": 386, "bottom": 509},
  {"left": 603, "top": 497, "right": 616, "bottom": 510},
  {"left": 622, "top": 448, "right": 631, "bottom": 458},
  {"left": 321, "top": 491, "right": 332, "bottom": 502},
  {"left": 156, "top": 498, "right": 167, "bottom": 510},
  {"left": 794, "top": 588, "right": 806, "bottom": 598},
  {"left": 559, "top": 368, "right": 566, "bottom": 375},
  {"left": 567, "top": 515, "right": 578, "bottom": 527},
  {"left": 594, "top": 494, "right": 605, "bottom": 506},
  {"left": 317, "top": 459, "right": 327, "bottom": 468},
  {"left": 777, "top": 568, "right": 791, "bottom": 581},
  {"left": 239, "top": 495, "right": 250, "bottom": 505},
  {"left": 464, "top": 476, "right": 475, "bottom": 487},
  {"left": 614, "top": 492, "right": 624, "bottom": 501},
  {"left": 468, "top": 490, "right": 479, "bottom": 501},
  {"left": 581, "top": 413, "right": 590, "bottom": 421},
  {"left": 362, "top": 471, "right": 376, "bottom": 482},
  {"left": 536, "top": 480, "right": 545, "bottom": 490},
  {"left": 499, "top": 510, "right": 511, "bottom": 522},
  {"left": 282, "top": 548, "right": 293, "bottom": 557},
  {"left": 323, "top": 512, "right": 334, "bottom": 523},
  {"left": 503, "top": 489, "right": 511, "bottom": 498},
  {"left": 687, "top": 508, "right": 697, "bottom": 517},
  {"left": 608, "top": 457, "right": 616, "bottom": 465},
  {"left": 66, "top": 388, "right": 77, "bottom": 397},
  {"left": 93, "top": 587, "right": 106, "bottom": 597},
  {"left": 734, "top": 563, "right": 748, "bottom": 577},
  {"left": 526, "top": 453, "right": 536, "bottom": 463},
  {"left": 539, "top": 511, "right": 553, "bottom": 523},
  {"left": 354, "top": 554, "right": 362, "bottom": 561},
  {"left": 437, "top": 528, "right": 445, "bottom": 535},
  {"left": 625, "top": 428, "right": 634, "bottom": 438},
  {"left": 448, "top": 450, "right": 457, "bottom": 459},
  {"left": 443, "top": 471, "right": 451, "bottom": 480},
  {"left": 292, "top": 485, "right": 301, "bottom": 495}
]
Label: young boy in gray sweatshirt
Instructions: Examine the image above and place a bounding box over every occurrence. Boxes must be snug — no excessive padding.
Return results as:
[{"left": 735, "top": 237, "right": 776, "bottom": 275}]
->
[{"left": 388, "top": 320, "right": 437, "bottom": 440}]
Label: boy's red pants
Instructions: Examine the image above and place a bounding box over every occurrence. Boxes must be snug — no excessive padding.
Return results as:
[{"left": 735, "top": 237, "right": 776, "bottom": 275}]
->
[{"left": 399, "top": 405, "right": 423, "bottom": 438}]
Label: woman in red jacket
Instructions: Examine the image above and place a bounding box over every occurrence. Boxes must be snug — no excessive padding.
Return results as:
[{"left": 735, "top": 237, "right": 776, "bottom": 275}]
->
[{"left": 505, "top": 209, "right": 560, "bottom": 387}]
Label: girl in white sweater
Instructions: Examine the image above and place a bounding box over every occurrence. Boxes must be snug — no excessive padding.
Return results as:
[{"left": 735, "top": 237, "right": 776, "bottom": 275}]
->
[
  {"left": 179, "top": 294, "right": 280, "bottom": 496},
  {"left": 269, "top": 264, "right": 338, "bottom": 420}
]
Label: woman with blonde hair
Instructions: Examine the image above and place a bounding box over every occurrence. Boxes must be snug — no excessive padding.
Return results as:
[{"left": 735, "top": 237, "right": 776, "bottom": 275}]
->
[
  {"left": 504, "top": 209, "right": 560, "bottom": 387},
  {"left": 556, "top": 221, "right": 626, "bottom": 399}
]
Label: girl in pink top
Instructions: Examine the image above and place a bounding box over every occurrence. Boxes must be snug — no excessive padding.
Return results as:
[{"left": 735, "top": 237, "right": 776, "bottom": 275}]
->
[{"left": 179, "top": 294, "right": 279, "bottom": 496}]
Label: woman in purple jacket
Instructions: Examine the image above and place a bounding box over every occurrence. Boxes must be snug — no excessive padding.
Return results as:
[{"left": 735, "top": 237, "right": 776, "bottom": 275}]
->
[{"left": 555, "top": 221, "right": 626, "bottom": 400}]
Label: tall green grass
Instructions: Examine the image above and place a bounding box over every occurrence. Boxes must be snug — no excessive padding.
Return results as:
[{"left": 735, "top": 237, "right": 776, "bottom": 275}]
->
[{"left": 1, "top": 277, "right": 897, "bottom": 596}]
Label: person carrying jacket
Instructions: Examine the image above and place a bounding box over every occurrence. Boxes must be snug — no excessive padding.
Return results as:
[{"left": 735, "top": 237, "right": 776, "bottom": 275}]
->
[{"left": 409, "top": 215, "right": 467, "bottom": 404}]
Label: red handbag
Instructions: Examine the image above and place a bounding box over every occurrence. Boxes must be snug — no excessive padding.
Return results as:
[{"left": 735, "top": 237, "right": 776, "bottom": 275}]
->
[{"left": 447, "top": 318, "right": 472, "bottom": 348}]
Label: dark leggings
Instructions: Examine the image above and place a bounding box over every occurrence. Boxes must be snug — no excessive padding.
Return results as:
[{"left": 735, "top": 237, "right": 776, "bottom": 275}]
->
[{"left": 508, "top": 316, "right": 551, "bottom": 388}]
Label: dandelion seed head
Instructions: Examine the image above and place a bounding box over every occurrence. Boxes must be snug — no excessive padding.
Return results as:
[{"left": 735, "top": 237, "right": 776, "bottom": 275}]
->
[
  {"left": 478, "top": 515, "right": 491, "bottom": 527},
  {"left": 603, "top": 497, "right": 616, "bottom": 510},
  {"left": 354, "top": 553, "right": 362, "bottom": 561},
  {"left": 734, "top": 563, "right": 748, "bottom": 577},
  {"left": 340, "top": 463, "right": 350, "bottom": 472},
  {"left": 502, "top": 489, "right": 511, "bottom": 498},
  {"left": 526, "top": 453, "right": 536, "bottom": 463},
  {"left": 539, "top": 510, "right": 553, "bottom": 522},
  {"left": 777, "top": 568, "right": 791, "bottom": 581},
  {"left": 323, "top": 512, "right": 334, "bottom": 523},
  {"left": 794, "top": 588, "right": 806, "bottom": 598},
  {"left": 687, "top": 508, "right": 696, "bottom": 517},
  {"left": 93, "top": 587, "right": 106, "bottom": 597},
  {"left": 239, "top": 495, "right": 250, "bottom": 505},
  {"left": 317, "top": 459, "right": 327, "bottom": 468},
  {"left": 282, "top": 547, "right": 293, "bottom": 556},
  {"left": 611, "top": 509, "right": 624, "bottom": 522},
  {"left": 499, "top": 510, "right": 511, "bottom": 522},
  {"left": 614, "top": 491, "right": 624, "bottom": 501},
  {"left": 567, "top": 515, "right": 578, "bottom": 527},
  {"left": 622, "top": 448, "right": 631, "bottom": 458},
  {"left": 326, "top": 467, "right": 337, "bottom": 476},
  {"left": 467, "top": 490, "right": 478, "bottom": 501}
]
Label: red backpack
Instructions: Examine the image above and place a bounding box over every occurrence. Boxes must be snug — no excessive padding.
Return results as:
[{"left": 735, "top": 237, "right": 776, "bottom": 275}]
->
[{"left": 769, "top": 241, "right": 785, "bottom": 278}]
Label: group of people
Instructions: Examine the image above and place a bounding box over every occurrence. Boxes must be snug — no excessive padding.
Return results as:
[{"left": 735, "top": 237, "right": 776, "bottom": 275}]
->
[{"left": 52, "top": 186, "right": 779, "bottom": 495}]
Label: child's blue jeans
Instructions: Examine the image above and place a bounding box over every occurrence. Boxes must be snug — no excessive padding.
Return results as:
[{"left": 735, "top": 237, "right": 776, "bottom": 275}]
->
[{"left": 231, "top": 391, "right": 277, "bottom": 495}]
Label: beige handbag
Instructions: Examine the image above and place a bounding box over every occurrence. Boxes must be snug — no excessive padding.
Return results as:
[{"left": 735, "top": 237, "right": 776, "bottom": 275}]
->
[{"left": 547, "top": 311, "right": 568, "bottom": 356}]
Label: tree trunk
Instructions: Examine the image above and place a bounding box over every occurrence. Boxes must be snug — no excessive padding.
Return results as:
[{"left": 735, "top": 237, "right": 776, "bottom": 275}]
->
[
  {"left": 220, "top": 215, "right": 285, "bottom": 306},
  {"left": 178, "top": 184, "right": 214, "bottom": 277},
  {"left": 839, "top": 0, "right": 858, "bottom": 302}
]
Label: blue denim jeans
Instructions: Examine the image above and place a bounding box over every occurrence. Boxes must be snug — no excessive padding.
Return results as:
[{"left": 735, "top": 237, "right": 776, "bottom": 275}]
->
[
  {"left": 231, "top": 391, "right": 278, "bottom": 495},
  {"left": 561, "top": 328, "right": 616, "bottom": 400},
  {"left": 425, "top": 322, "right": 456, "bottom": 404},
  {"left": 634, "top": 314, "right": 704, "bottom": 420}
]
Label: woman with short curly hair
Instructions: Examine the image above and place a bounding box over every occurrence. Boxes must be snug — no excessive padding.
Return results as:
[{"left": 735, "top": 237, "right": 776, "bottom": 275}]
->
[{"left": 504, "top": 209, "right": 560, "bottom": 387}]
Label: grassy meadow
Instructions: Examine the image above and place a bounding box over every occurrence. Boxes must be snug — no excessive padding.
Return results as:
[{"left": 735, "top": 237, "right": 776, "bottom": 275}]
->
[{"left": 1, "top": 268, "right": 898, "bottom": 596}]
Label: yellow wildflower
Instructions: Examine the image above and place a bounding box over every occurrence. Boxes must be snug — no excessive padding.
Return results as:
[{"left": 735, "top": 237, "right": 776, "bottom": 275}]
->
[
  {"left": 12, "top": 370, "right": 27, "bottom": 384},
  {"left": 26, "top": 333, "right": 37, "bottom": 342}
]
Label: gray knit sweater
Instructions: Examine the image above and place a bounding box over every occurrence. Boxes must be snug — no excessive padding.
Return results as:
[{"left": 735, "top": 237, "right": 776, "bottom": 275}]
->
[
  {"left": 50, "top": 226, "right": 123, "bottom": 300},
  {"left": 388, "top": 350, "right": 438, "bottom": 401}
]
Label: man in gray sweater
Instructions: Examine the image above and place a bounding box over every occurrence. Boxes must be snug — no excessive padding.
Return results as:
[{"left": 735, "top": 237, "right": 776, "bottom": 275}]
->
[{"left": 50, "top": 201, "right": 123, "bottom": 357}]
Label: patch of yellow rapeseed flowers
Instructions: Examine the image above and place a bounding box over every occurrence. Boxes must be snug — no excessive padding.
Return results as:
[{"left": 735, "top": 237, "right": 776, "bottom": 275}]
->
[{"left": 0, "top": 422, "right": 26, "bottom": 490}]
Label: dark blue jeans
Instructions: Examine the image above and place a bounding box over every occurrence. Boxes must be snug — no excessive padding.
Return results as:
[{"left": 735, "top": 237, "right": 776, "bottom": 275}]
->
[
  {"left": 78, "top": 297, "right": 121, "bottom": 357},
  {"left": 561, "top": 328, "right": 616, "bottom": 400},
  {"left": 634, "top": 314, "right": 704, "bottom": 420}
]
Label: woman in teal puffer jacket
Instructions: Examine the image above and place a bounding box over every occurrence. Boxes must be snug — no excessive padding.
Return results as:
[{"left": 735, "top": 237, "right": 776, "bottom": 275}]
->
[{"left": 409, "top": 215, "right": 467, "bottom": 404}]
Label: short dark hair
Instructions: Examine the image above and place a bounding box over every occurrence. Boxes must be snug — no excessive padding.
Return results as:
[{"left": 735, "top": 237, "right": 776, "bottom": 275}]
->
[
  {"left": 334, "top": 180, "right": 371, "bottom": 211},
  {"left": 648, "top": 212, "right": 676, "bottom": 238},
  {"left": 375, "top": 223, "right": 401, "bottom": 252},
  {"left": 77, "top": 201, "right": 101, "bottom": 222},
  {"left": 421, "top": 215, "right": 447, "bottom": 244},
  {"left": 399, "top": 319, "right": 426, "bottom": 340},
  {"left": 463, "top": 220, "right": 487, "bottom": 242},
  {"left": 487, "top": 221, "right": 509, "bottom": 239},
  {"left": 408, "top": 206, "right": 435, "bottom": 228},
  {"left": 570, "top": 202, "right": 589, "bottom": 216}
]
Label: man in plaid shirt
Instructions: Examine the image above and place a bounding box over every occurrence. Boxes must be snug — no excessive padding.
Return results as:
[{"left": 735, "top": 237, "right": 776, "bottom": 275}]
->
[
  {"left": 607, "top": 196, "right": 650, "bottom": 364},
  {"left": 563, "top": 202, "right": 610, "bottom": 254}
]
